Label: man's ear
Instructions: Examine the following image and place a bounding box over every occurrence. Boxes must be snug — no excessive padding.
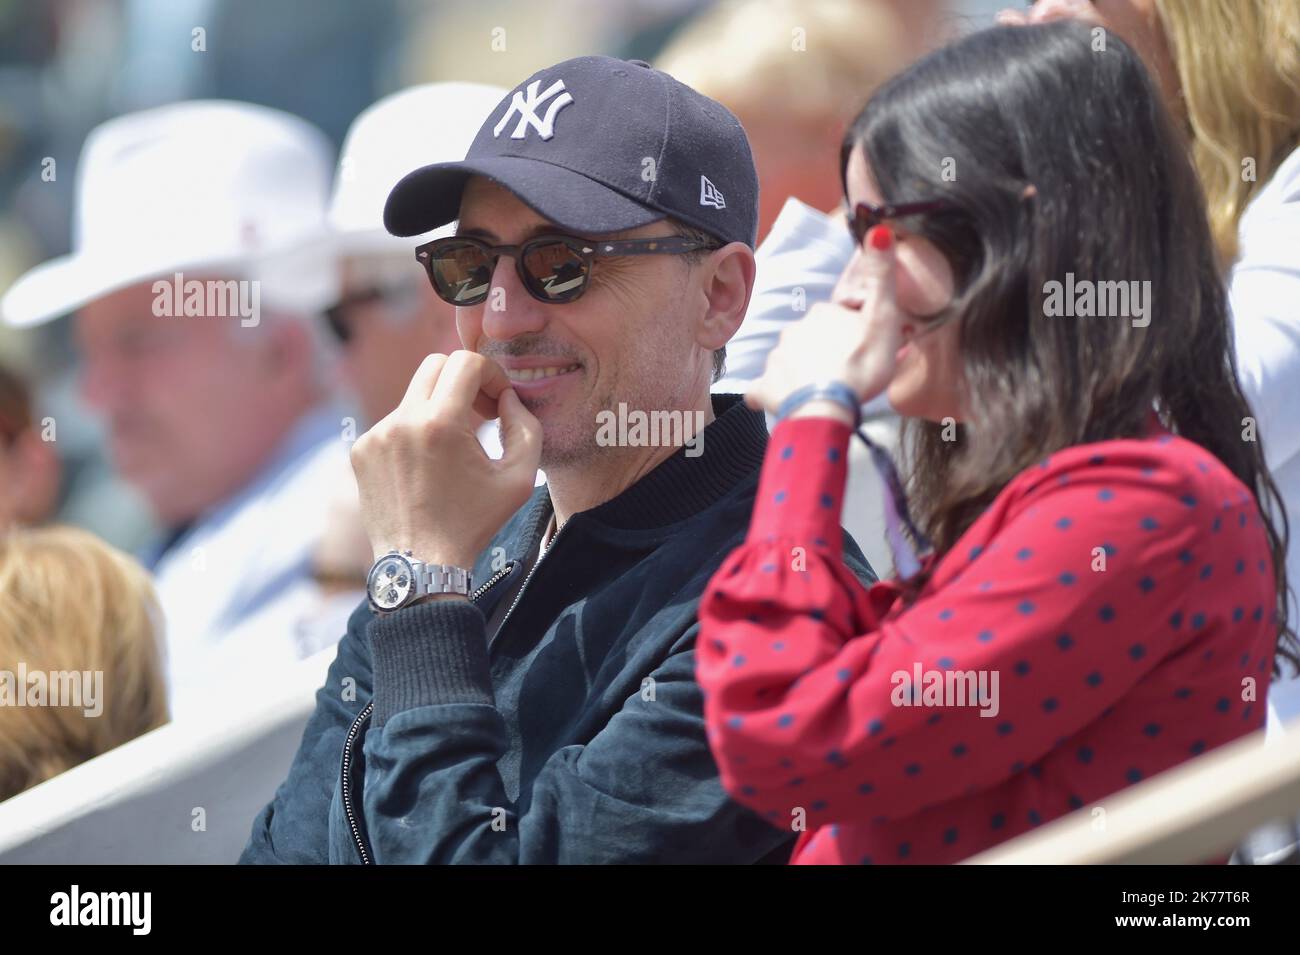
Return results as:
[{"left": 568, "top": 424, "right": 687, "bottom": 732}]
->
[{"left": 695, "top": 242, "right": 755, "bottom": 352}]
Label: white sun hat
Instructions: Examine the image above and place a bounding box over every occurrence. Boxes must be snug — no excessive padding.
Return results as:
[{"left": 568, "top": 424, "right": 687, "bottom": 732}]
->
[
  {"left": 1, "top": 100, "right": 337, "bottom": 328},
  {"left": 327, "top": 82, "right": 507, "bottom": 257}
]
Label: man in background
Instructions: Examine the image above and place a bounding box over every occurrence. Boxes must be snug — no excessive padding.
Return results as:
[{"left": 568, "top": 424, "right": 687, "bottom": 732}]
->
[{"left": 2, "top": 101, "right": 351, "bottom": 719}]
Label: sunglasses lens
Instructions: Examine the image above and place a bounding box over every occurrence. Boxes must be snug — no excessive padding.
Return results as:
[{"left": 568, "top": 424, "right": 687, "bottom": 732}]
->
[
  {"left": 522, "top": 240, "right": 590, "bottom": 302},
  {"left": 428, "top": 242, "right": 493, "bottom": 305}
]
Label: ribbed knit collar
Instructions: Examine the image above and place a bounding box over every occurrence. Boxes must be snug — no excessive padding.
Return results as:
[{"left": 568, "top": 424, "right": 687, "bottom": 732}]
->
[{"left": 513, "top": 393, "right": 768, "bottom": 544}]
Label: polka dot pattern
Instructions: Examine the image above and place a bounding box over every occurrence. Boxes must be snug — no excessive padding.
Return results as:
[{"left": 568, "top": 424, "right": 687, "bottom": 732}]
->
[{"left": 697, "top": 415, "right": 1277, "bottom": 865}]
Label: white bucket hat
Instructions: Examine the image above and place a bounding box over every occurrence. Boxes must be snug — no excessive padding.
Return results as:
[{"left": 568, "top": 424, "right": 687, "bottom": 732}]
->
[
  {"left": 327, "top": 82, "right": 507, "bottom": 258},
  {"left": 2, "top": 100, "right": 337, "bottom": 328}
]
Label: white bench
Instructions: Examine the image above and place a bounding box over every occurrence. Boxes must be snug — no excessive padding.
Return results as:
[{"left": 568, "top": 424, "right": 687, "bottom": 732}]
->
[{"left": 964, "top": 714, "right": 1300, "bottom": 864}]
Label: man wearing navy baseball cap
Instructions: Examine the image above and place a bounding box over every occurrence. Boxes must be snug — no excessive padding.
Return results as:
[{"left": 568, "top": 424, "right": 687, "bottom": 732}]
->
[{"left": 244, "top": 56, "right": 873, "bottom": 865}]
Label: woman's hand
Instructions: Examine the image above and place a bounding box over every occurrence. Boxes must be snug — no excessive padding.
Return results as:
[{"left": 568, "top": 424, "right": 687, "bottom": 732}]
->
[{"left": 746, "top": 225, "right": 905, "bottom": 418}]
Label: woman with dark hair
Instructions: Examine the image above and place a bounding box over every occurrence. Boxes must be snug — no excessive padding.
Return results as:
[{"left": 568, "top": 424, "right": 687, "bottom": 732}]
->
[{"left": 695, "top": 20, "right": 1295, "bottom": 864}]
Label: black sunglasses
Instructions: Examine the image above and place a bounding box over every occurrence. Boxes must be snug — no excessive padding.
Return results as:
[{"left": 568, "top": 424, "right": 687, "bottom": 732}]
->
[
  {"left": 415, "top": 232, "right": 719, "bottom": 306},
  {"left": 849, "top": 200, "right": 954, "bottom": 247}
]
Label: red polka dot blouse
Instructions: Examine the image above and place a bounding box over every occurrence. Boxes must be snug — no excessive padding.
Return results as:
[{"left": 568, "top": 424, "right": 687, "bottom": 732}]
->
[{"left": 697, "top": 415, "right": 1278, "bottom": 864}]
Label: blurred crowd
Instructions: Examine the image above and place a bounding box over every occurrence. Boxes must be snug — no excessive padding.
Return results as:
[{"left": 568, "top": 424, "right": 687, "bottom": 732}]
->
[{"left": 0, "top": 0, "right": 1297, "bottom": 866}]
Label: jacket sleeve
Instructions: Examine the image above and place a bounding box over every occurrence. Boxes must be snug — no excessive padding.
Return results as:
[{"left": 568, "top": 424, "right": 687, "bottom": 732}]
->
[
  {"left": 696, "top": 415, "right": 1251, "bottom": 829},
  {"left": 359, "top": 601, "right": 789, "bottom": 864},
  {"left": 239, "top": 599, "right": 374, "bottom": 864}
]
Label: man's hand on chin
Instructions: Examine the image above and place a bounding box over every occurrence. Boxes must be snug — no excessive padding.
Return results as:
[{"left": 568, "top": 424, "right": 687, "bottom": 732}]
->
[{"left": 350, "top": 350, "right": 543, "bottom": 571}]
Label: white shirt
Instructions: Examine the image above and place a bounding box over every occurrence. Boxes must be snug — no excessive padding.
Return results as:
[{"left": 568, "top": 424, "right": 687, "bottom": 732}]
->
[
  {"left": 151, "top": 407, "right": 352, "bottom": 721},
  {"left": 1230, "top": 144, "right": 1300, "bottom": 725}
]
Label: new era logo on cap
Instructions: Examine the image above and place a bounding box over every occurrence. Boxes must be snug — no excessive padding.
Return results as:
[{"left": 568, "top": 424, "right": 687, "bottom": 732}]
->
[
  {"left": 493, "top": 79, "right": 574, "bottom": 141},
  {"left": 383, "top": 56, "right": 758, "bottom": 248},
  {"left": 699, "top": 176, "right": 726, "bottom": 210}
]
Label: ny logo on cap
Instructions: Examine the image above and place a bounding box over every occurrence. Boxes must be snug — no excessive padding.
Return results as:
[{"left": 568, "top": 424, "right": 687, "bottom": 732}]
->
[
  {"left": 699, "top": 175, "right": 726, "bottom": 210},
  {"left": 493, "top": 79, "right": 574, "bottom": 141}
]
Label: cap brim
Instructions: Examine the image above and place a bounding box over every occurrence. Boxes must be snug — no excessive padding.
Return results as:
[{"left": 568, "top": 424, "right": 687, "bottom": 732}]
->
[{"left": 383, "top": 156, "right": 664, "bottom": 238}]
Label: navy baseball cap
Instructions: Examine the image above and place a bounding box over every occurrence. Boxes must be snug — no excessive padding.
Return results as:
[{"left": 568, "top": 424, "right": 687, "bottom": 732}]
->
[{"left": 383, "top": 56, "right": 759, "bottom": 248}]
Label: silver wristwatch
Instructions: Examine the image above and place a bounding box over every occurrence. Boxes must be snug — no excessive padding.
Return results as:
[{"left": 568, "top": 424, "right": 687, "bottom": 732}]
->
[{"left": 365, "top": 549, "right": 472, "bottom": 613}]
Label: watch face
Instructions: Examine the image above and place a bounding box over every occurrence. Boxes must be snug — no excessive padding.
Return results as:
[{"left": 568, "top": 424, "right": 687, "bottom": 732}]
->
[{"left": 368, "top": 554, "right": 414, "bottom": 611}]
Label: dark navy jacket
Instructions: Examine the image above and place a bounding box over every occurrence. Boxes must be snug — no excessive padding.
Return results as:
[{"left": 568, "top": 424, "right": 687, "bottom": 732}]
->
[{"left": 240, "top": 395, "right": 875, "bottom": 864}]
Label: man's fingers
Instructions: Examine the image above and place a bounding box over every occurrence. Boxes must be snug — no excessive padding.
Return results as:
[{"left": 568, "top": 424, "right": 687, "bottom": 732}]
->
[
  {"left": 402, "top": 353, "right": 449, "bottom": 405},
  {"left": 472, "top": 357, "right": 513, "bottom": 403},
  {"left": 496, "top": 387, "right": 543, "bottom": 476},
  {"left": 428, "top": 351, "right": 513, "bottom": 421},
  {"left": 471, "top": 390, "right": 500, "bottom": 420}
]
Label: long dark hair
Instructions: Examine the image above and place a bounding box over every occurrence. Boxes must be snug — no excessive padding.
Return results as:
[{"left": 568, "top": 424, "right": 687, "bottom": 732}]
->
[{"left": 841, "top": 21, "right": 1298, "bottom": 675}]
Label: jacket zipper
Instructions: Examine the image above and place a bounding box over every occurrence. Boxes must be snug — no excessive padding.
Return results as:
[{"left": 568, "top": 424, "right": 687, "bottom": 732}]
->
[
  {"left": 469, "top": 561, "right": 516, "bottom": 603},
  {"left": 340, "top": 699, "right": 374, "bottom": 865},
  {"left": 340, "top": 559, "right": 517, "bottom": 864},
  {"left": 488, "top": 524, "right": 566, "bottom": 653}
]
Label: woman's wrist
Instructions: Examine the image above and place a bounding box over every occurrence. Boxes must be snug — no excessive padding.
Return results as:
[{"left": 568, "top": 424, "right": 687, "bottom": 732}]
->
[{"left": 775, "top": 381, "right": 862, "bottom": 428}]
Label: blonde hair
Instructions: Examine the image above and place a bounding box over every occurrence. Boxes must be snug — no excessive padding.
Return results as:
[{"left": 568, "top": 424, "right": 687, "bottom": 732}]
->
[
  {"left": 656, "top": 0, "right": 905, "bottom": 130},
  {"left": 1154, "top": 0, "right": 1300, "bottom": 265},
  {"left": 0, "top": 526, "right": 168, "bottom": 801}
]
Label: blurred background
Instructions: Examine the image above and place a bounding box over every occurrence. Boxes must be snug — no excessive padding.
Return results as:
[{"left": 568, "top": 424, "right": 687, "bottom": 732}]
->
[{"left": 0, "top": 0, "right": 1005, "bottom": 554}]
